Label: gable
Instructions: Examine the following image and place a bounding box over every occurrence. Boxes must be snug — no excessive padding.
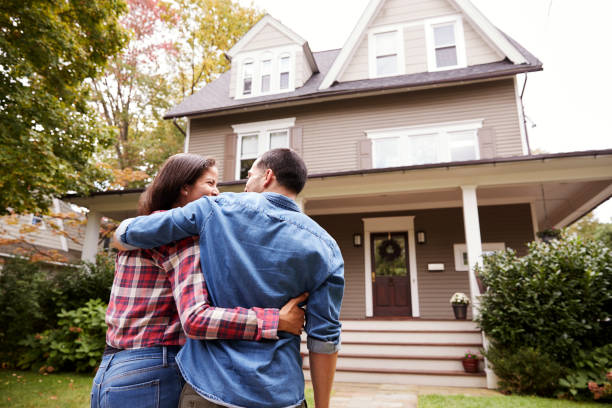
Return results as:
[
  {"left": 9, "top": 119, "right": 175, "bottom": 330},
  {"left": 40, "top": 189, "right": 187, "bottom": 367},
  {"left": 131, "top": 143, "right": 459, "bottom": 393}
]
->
[{"left": 241, "top": 23, "right": 297, "bottom": 53}]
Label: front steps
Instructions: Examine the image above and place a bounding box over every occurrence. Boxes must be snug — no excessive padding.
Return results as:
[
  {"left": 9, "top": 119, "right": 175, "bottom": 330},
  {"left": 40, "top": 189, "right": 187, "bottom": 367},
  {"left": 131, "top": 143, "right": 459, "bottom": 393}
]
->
[{"left": 301, "top": 319, "right": 486, "bottom": 388}]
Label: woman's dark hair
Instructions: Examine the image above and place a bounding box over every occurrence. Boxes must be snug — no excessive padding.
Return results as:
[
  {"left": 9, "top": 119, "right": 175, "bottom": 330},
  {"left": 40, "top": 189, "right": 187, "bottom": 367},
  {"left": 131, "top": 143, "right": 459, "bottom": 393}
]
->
[{"left": 138, "top": 153, "right": 216, "bottom": 215}]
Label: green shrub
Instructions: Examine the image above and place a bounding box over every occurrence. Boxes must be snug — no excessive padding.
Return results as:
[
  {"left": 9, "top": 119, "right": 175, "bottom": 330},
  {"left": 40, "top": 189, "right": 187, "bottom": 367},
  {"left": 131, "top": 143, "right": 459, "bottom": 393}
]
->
[
  {"left": 483, "top": 344, "right": 564, "bottom": 396},
  {"left": 559, "top": 344, "right": 612, "bottom": 401},
  {"left": 0, "top": 254, "right": 114, "bottom": 367},
  {"left": 477, "top": 235, "right": 612, "bottom": 366},
  {"left": 19, "top": 299, "right": 108, "bottom": 373}
]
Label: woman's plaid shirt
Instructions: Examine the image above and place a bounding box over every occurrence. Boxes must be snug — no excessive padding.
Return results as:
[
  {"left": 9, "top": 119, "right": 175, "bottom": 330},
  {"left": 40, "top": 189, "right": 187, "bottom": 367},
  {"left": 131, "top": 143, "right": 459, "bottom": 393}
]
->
[{"left": 105, "top": 236, "right": 279, "bottom": 349}]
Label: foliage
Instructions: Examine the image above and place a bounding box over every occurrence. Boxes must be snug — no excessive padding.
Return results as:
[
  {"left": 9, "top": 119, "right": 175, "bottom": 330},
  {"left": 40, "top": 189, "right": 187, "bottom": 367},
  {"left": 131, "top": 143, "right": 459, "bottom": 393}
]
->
[
  {"left": 0, "top": 255, "right": 115, "bottom": 367},
  {"left": 559, "top": 344, "right": 612, "bottom": 402},
  {"left": 477, "top": 235, "right": 612, "bottom": 366},
  {"left": 464, "top": 350, "right": 479, "bottom": 359},
  {"left": 0, "top": 0, "right": 127, "bottom": 214},
  {"left": 566, "top": 212, "right": 612, "bottom": 249},
  {"left": 484, "top": 344, "right": 565, "bottom": 396},
  {"left": 450, "top": 292, "right": 470, "bottom": 305},
  {"left": 18, "top": 299, "right": 108, "bottom": 373}
]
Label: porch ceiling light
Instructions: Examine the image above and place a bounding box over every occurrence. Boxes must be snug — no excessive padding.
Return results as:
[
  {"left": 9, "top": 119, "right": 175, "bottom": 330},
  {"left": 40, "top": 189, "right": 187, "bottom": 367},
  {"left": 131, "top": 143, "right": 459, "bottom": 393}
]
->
[
  {"left": 353, "top": 233, "right": 362, "bottom": 247},
  {"left": 416, "top": 230, "right": 426, "bottom": 244}
]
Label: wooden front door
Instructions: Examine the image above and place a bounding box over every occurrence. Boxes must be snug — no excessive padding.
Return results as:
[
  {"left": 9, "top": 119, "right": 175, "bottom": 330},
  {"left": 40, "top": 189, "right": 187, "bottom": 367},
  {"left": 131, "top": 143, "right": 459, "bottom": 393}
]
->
[{"left": 371, "top": 232, "right": 412, "bottom": 316}]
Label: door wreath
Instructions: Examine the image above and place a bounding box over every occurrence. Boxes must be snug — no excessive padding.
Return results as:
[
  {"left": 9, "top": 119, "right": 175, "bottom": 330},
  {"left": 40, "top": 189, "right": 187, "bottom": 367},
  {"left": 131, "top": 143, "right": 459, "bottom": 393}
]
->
[{"left": 378, "top": 239, "right": 401, "bottom": 262}]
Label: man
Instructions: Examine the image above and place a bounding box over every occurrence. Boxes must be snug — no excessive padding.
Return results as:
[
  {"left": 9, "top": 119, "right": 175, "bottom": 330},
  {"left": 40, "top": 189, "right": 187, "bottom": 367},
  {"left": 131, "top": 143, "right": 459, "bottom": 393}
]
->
[{"left": 116, "top": 148, "right": 344, "bottom": 408}]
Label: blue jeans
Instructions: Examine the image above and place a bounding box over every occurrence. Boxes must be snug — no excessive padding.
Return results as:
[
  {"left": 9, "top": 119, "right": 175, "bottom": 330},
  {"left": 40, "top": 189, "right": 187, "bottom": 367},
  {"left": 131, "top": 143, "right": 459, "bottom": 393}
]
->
[{"left": 91, "top": 346, "right": 184, "bottom": 408}]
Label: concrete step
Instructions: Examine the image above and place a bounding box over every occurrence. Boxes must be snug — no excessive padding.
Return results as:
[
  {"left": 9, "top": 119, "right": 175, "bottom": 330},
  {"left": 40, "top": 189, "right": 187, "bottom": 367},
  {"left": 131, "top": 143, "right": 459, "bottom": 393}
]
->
[
  {"left": 340, "top": 320, "right": 479, "bottom": 332},
  {"left": 303, "top": 367, "right": 487, "bottom": 388},
  {"left": 303, "top": 354, "right": 484, "bottom": 372}
]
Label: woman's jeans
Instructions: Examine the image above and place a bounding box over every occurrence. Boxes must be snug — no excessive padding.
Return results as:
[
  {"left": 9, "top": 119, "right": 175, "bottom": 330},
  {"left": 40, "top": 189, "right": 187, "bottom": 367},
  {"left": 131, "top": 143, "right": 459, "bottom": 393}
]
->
[{"left": 91, "top": 346, "right": 184, "bottom": 408}]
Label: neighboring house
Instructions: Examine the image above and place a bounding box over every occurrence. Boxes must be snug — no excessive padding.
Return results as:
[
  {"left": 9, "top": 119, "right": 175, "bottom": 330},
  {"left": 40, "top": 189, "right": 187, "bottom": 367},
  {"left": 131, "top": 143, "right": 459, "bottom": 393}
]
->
[
  {"left": 0, "top": 199, "right": 85, "bottom": 263},
  {"left": 69, "top": 0, "right": 612, "bottom": 388}
]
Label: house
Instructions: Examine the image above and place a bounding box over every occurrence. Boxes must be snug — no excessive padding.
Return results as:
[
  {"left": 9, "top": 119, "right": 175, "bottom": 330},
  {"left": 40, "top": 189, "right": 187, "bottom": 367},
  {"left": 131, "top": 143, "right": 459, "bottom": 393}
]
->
[
  {"left": 68, "top": 0, "right": 612, "bottom": 388},
  {"left": 0, "top": 199, "right": 85, "bottom": 263}
]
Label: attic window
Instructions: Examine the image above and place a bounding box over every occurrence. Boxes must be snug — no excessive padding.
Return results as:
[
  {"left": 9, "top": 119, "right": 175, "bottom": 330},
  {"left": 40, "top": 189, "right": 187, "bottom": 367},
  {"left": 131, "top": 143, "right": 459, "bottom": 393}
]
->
[
  {"left": 235, "top": 48, "right": 296, "bottom": 99},
  {"left": 242, "top": 61, "right": 254, "bottom": 95},
  {"left": 433, "top": 24, "right": 457, "bottom": 67},
  {"left": 279, "top": 55, "right": 290, "bottom": 90},
  {"left": 368, "top": 27, "right": 405, "bottom": 78},
  {"left": 261, "top": 59, "right": 272, "bottom": 93},
  {"left": 425, "top": 16, "right": 467, "bottom": 72}
]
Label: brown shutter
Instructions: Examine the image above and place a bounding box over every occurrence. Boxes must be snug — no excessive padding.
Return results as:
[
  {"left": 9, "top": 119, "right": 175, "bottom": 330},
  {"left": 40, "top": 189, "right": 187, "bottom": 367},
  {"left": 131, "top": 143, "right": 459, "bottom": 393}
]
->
[
  {"left": 478, "top": 127, "right": 496, "bottom": 159},
  {"left": 224, "top": 133, "right": 237, "bottom": 182},
  {"left": 289, "top": 126, "right": 303, "bottom": 157},
  {"left": 358, "top": 139, "right": 372, "bottom": 169}
]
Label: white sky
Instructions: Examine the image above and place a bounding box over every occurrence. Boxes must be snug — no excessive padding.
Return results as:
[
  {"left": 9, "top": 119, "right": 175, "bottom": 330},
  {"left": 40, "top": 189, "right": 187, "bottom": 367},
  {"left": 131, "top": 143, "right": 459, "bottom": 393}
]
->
[{"left": 239, "top": 0, "right": 612, "bottom": 221}]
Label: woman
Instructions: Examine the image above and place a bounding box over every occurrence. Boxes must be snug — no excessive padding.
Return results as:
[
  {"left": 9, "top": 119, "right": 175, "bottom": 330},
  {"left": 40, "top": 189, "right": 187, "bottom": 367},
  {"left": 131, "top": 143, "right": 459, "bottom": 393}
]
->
[{"left": 91, "top": 153, "right": 306, "bottom": 408}]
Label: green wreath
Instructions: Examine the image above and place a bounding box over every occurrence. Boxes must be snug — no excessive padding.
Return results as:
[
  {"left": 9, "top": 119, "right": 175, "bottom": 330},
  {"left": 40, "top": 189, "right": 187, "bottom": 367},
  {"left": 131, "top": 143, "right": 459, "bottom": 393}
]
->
[{"left": 378, "top": 239, "right": 401, "bottom": 262}]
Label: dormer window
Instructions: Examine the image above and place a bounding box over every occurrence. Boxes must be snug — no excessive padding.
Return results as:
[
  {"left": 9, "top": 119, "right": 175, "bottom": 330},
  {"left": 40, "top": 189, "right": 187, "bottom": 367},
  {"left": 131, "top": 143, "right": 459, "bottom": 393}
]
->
[
  {"left": 425, "top": 16, "right": 467, "bottom": 71},
  {"left": 368, "top": 26, "right": 405, "bottom": 78},
  {"left": 261, "top": 59, "right": 272, "bottom": 93},
  {"left": 279, "top": 55, "right": 290, "bottom": 90},
  {"left": 242, "top": 61, "right": 254, "bottom": 95}
]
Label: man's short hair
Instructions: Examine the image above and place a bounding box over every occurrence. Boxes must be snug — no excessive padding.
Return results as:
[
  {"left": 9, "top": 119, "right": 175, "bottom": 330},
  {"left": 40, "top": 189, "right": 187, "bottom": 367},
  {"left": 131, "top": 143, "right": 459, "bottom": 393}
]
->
[{"left": 257, "top": 148, "right": 308, "bottom": 194}]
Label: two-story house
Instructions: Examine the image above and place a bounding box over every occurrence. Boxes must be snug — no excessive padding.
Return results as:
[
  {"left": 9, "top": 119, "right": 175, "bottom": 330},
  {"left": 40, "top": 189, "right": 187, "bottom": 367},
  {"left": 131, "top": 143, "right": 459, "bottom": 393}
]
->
[{"left": 69, "top": 0, "right": 612, "bottom": 388}]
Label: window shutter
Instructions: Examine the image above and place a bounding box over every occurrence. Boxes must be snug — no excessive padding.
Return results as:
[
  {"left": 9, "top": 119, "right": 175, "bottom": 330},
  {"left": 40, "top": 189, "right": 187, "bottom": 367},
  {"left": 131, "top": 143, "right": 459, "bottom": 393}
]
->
[
  {"left": 290, "top": 126, "right": 303, "bottom": 157},
  {"left": 224, "top": 133, "right": 238, "bottom": 182},
  {"left": 478, "top": 127, "right": 496, "bottom": 159},
  {"left": 358, "top": 139, "right": 372, "bottom": 169}
]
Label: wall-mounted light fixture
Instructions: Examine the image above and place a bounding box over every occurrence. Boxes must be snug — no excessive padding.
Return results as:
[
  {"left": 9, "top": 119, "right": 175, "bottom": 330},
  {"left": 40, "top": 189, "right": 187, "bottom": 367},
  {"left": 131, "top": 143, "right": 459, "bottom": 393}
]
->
[
  {"left": 416, "top": 231, "right": 426, "bottom": 244},
  {"left": 353, "top": 233, "right": 362, "bottom": 247}
]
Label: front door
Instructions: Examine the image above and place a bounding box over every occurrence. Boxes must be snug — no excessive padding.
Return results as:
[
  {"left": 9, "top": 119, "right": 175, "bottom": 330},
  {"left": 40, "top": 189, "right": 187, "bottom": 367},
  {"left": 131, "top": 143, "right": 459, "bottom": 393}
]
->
[{"left": 371, "top": 232, "right": 412, "bottom": 316}]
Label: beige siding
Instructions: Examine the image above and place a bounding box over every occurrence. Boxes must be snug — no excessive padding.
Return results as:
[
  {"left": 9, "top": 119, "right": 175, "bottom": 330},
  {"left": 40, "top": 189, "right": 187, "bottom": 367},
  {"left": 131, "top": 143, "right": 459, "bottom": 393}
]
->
[
  {"left": 339, "top": 0, "right": 501, "bottom": 82},
  {"left": 229, "top": 62, "right": 237, "bottom": 98},
  {"left": 295, "top": 49, "right": 313, "bottom": 87},
  {"left": 189, "top": 79, "right": 523, "bottom": 179},
  {"left": 241, "top": 24, "right": 295, "bottom": 53},
  {"left": 312, "top": 204, "right": 534, "bottom": 319}
]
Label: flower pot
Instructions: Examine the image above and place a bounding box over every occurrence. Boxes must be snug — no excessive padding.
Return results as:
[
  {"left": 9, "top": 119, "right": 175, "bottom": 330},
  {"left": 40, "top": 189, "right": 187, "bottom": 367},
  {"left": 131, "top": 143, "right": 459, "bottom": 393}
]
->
[
  {"left": 462, "top": 358, "right": 479, "bottom": 373},
  {"left": 452, "top": 303, "right": 467, "bottom": 320}
]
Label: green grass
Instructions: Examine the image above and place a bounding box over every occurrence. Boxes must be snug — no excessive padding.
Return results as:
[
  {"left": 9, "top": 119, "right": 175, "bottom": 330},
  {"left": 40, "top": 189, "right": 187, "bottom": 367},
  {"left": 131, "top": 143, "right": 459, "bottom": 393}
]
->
[
  {"left": 419, "top": 394, "right": 608, "bottom": 408},
  {"left": 0, "top": 369, "right": 315, "bottom": 407}
]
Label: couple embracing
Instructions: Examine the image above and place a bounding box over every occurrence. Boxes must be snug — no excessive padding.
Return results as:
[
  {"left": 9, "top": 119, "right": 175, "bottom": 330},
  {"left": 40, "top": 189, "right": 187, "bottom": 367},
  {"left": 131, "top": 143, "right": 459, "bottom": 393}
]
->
[{"left": 90, "top": 148, "right": 344, "bottom": 408}]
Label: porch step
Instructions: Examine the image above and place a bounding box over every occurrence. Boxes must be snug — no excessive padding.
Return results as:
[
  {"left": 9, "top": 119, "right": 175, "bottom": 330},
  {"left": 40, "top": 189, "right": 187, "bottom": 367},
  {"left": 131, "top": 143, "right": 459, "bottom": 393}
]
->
[{"left": 301, "top": 320, "right": 486, "bottom": 388}]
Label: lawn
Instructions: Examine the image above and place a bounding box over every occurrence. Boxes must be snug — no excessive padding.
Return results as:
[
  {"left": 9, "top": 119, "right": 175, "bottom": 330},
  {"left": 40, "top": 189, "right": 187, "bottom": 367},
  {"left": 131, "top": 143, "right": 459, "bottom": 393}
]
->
[
  {"left": 419, "top": 394, "right": 607, "bottom": 408},
  {"left": 0, "top": 369, "right": 315, "bottom": 408}
]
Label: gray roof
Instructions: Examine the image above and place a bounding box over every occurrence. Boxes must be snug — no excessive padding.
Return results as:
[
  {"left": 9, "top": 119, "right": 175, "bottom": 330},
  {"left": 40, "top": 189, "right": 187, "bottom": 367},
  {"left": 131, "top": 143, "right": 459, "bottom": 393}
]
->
[{"left": 164, "top": 37, "right": 542, "bottom": 119}]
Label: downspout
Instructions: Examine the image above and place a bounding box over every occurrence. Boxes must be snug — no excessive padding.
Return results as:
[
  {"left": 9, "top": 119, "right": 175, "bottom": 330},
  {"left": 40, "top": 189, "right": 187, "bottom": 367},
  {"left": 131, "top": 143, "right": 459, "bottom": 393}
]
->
[
  {"left": 172, "top": 119, "right": 186, "bottom": 137},
  {"left": 520, "top": 75, "right": 532, "bottom": 155}
]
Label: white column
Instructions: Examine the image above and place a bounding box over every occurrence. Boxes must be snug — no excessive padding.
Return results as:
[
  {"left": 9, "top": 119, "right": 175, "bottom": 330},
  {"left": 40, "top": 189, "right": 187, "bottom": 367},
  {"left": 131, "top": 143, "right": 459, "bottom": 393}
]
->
[
  {"left": 81, "top": 210, "right": 102, "bottom": 263},
  {"left": 460, "top": 185, "right": 483, "bottom": 312}
]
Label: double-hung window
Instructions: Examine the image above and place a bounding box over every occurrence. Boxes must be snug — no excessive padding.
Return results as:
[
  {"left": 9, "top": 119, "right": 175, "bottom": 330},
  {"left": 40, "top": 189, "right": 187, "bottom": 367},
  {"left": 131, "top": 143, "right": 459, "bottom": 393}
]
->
[
  {"left": 368, "top": 120, "right": 482, "bottom": 169},
  {"left": 425, "top": 16, "right": 466, "bottom": 71},
  {"left": 279, "top": 55, "right": 290, "bottom": 90},
  {"left": 233, "top": 118, "right": 295, "bottom": 179},
  {"left": 369, "top": 27, "right": 404, "bottom": 78},
  {"left": 260, "top": 59, "right": 272, "bottom": 93},
  {"left": 242, "top": 61, "right": 254, "bottom": 95}
]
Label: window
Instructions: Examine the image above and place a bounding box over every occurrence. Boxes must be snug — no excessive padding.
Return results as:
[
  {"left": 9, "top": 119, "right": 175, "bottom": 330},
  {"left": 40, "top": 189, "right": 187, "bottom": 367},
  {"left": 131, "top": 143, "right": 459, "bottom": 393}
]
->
[
  {"left": 279, "top": 55, "right": 290, "bottom": 90},
  {"left": 232, "top": 118, "right": 295, "bottom": 179},
  {"left": 242, "top": 61, "right": 254, "bottom": 95},
  {"left": 261, "top": 59, "right": 272, "bottom": 93},
  {"left": 375, "top": 31, "right": 399, "bottom": 76},
  {"left": 368, "top": 120, "right": 482, "bottom": 168},
  {"left": 30, "top": 214, "right": 46, "bottom": 229},
  {"left": 425, "top": 16, "right": 466, "bottom": 71},
  {"left": 453, "top": 243, "right": 505, "bottom": 271}
]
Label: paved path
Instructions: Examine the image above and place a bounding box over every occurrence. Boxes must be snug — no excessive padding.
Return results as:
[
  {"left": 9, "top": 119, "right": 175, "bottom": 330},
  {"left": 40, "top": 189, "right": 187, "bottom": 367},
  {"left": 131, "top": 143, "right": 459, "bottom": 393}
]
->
[{"left": 309, "top": 382, "right": 501, "bottom": 408}]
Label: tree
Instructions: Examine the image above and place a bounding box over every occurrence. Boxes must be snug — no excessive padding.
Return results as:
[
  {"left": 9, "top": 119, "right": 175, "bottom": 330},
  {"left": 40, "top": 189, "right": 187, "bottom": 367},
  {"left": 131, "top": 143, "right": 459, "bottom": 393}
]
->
[
  {"left": 0, "top": 0, "right": 127, "bottom": 215},
  {"left": 566, "top": 212, "right": 612, "bottom": 248}
]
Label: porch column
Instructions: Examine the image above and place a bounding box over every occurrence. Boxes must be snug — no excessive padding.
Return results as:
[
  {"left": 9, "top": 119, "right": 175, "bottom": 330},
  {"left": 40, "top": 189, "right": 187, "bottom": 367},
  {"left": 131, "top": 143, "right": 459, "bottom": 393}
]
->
[
  {"left": 460, "top": 186, "right": 483, "bottom": 314},
  {"left": 81, "top": 210, "right": 102, "bottom": 263}
]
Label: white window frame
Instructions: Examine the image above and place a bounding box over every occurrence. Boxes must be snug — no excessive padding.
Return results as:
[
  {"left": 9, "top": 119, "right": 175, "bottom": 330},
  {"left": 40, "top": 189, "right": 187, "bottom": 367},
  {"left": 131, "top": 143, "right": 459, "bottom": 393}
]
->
[
  {"left": 453, "top": 242, "right": 505, "bottom": 271},
  {"left": 260, "top": 54, "right": 273, "bottom": 93},
  {"left": 367, "top": 119, "right": 483, "bottom": 168},
  {"left": 368, "top": 25, "right": 405, "bottom": 78},
  {"left": 241, "top": 59, "right": 254, "bottom": 96},
  {"left": 424, "top": 15, "right": 467, "bottom": 72},
  {"left": 235, "top": 45, "right": 297, "bottom": 99},
  {"left": 30, "top": 214, "right": 46, "bottom": 230},
  {"left": 232, "top": 118, "right": 296, "bottom": 179}
]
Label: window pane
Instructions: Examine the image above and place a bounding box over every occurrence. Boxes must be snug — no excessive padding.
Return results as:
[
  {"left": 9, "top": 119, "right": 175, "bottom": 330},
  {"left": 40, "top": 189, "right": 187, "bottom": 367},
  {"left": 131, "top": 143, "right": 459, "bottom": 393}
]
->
[
  {"left": 435, "top": 46, "right": 458, "bottom": 67},
  {"left": 373, "top": 138, "right": 401, "bottom": 168},
  {"left": 376, "top": 55, "right": 398, "bottom": 76},
  {"left": 240, "top": 158, "right": 256, "bottom": 180},
  {"left": 406, "top": 134, "right": 438, "bottom": 165},
  {"left": 280, "top": 72, "right": 289, "bottom": 89},
  {"left": 450, "top": 145, "right": 477, "bottom": 161},
  {"left": 243, "top": 78, "right": 252, "bottom": 94},
  {"left": 280, "top": 56, "right": 290, "bottom": 72},
  {"left": 450, "top": 132, "right": 477, "bottom": 161},
  {"left": 375, "top": 31, "right": 397, "bottom": 56},
  {"left": 261, "top": 75, "right": 270, "bottom": 92},
  {"left": 261, "top": 59, "right": 271, "bottom": 74},
  {"left": 269, "top": 130, "right": 289, "bottom": 149},
  {"left": 243, "top": 62, "right": 253, "bottom": 95},
  {"left": 434, "top": 24, "right": 455, "bottom": 47},
  {"left": 241, "top": 134, "right": 258, "bottom": 158}
]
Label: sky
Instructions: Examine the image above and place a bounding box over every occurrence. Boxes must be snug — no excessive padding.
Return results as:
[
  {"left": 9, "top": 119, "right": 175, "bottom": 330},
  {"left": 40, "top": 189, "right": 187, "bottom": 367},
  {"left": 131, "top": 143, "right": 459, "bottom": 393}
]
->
[{"left": 238, "top": 0, "right": 612, "bottom": 221}]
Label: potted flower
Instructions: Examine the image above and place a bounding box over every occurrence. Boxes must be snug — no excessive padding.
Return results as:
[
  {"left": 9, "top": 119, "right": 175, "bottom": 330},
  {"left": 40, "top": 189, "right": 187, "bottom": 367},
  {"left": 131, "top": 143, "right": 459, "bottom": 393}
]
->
[
  {"left": 462, "top": 350, "right": 480, "bottom": 373},
  {"left": 536, "top": 228, "right": 562, "bottom": 243},
  {"left": 450, "top": 292, "right": 470, "bottom": 320}
]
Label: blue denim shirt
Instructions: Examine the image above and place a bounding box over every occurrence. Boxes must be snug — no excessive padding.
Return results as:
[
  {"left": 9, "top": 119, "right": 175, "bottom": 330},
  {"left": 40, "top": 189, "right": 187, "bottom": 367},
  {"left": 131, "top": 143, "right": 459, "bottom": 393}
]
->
[{"left": 119, "top": 192, "right": 344, "bottom": 408}]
